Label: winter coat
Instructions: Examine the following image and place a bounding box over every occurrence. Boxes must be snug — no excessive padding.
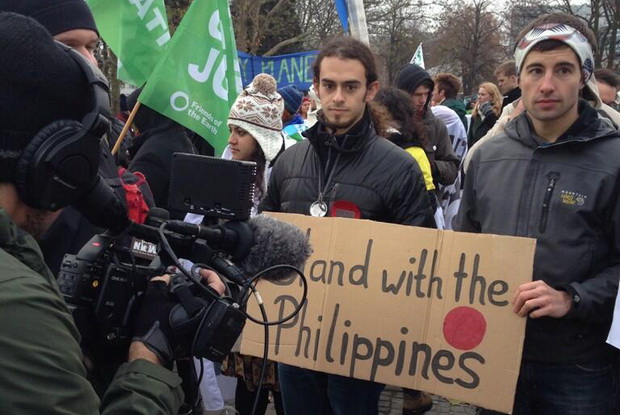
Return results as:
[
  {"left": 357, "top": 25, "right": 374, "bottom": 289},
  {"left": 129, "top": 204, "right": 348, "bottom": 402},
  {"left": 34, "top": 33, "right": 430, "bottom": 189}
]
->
[
  {"left": 456, "top": 101, "right": 620, "bottom": 364},
  {"left": 394, "top": 64, "right": 461, "bottom": 187},
  {"left": 260, "top": 110, "right": 435, "bottom": 228},
  {"left": 421, "top": 109, "right": 461, "bottom": 186},
  {"left": 129, "top": 105, "right": 197, "bottom": 212},
  {"left": 0, "top": 208, "right": 183, "bottom": 414},
  {"left": 467, "top": 111, "right": 498, "bottom": 148},
  {"left": 501, "top": 87, "right": 522, "bottom": 109}
]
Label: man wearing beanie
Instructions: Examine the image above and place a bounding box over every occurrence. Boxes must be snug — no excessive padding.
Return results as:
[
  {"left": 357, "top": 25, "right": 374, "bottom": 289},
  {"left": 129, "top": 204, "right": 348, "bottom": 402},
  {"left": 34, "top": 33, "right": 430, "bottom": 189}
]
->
[
  {"left": 1, "top": 0, "right": 147, "bottom": 276},
  {"left": 456, "top": 14, "right": 620, "bottom": 414},
  {"left": 1, "top": 0, "right": 99, "bottom": 65},
  {"left": 0, "top": 12, "right": 206, "bottom": 414},
  {"left": 261, "top": 36, "right": 434, "bottom": 415},
  {"left": 278, "top": 84, "right": 308, "bottom": 141},
  {"left": 395, "top": 64, "right": 460, "bottom": 188}
]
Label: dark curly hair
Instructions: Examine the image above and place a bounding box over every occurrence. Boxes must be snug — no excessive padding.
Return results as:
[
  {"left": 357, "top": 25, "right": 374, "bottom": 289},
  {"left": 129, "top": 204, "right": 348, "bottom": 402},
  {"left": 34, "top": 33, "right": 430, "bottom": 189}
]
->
[
  {"left": 313, "top": 36, "right": 378, "bottom": 87},
  {"left": 373, "top": 87, "right": 428, "bottom": 147}
]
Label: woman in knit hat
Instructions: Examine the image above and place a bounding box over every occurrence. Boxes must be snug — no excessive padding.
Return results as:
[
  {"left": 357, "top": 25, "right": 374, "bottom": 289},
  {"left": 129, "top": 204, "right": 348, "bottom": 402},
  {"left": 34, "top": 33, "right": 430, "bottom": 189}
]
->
[
  {"left": 225, "top": 73, "right": 293, "bottom": 214},
  {"left": 219, "top": 73, "right": 289, "bottom": 415}
]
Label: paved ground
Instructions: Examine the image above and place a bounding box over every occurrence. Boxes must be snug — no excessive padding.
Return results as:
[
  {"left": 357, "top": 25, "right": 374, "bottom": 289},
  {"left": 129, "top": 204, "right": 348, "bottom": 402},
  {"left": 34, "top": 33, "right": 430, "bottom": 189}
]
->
[
  {"left": 377, "top": 386, "right": 476, "bottom": 415},
  {"left": 263, "top": 385, "right": 477, "bottom": 414}
]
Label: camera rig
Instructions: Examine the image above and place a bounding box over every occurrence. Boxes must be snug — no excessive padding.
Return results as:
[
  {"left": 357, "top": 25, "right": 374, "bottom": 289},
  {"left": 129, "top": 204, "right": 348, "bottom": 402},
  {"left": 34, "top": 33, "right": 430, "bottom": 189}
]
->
[
  {"left": 57, "top": 210, "right": 255, "bottom": 362},
  {"left": 57, "top": 154, "right": 306, "bottom": 363}
]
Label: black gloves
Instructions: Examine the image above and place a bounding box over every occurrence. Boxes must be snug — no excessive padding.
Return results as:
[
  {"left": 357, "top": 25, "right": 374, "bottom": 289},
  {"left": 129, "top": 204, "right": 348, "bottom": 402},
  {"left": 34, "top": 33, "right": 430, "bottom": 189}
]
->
[{"left": 133, "top": 279, "right": 177, "bottom": 367}]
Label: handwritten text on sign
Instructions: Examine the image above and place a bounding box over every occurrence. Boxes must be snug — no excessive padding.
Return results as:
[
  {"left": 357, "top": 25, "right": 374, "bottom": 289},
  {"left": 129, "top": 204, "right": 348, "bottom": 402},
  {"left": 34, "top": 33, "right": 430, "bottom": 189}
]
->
[{"left": 241, "top": 214, "right": 536, "bottom": 413}]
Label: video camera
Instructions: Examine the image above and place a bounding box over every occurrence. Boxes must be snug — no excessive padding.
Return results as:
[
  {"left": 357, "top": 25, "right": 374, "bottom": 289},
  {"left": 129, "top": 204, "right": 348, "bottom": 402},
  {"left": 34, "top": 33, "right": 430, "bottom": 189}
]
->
[{"left": 56, "top": 154, "right": 264, "bottom": 362}]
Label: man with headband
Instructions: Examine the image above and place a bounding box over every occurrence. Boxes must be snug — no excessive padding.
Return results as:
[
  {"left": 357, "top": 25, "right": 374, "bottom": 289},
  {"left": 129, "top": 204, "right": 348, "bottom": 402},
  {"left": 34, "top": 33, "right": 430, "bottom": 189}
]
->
[
  {"left": 462, "top": 14, "right": 620, "bottom": 175},
  {"left": 456, "top": 14, "right": 620, "bottom": 415}
]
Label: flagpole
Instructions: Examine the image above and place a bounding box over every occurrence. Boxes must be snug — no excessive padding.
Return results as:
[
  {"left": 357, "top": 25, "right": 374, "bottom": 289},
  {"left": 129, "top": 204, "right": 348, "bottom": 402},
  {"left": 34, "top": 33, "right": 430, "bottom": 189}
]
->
[{"left": 111, "top": 101, "right": 141, "bottom": 156}]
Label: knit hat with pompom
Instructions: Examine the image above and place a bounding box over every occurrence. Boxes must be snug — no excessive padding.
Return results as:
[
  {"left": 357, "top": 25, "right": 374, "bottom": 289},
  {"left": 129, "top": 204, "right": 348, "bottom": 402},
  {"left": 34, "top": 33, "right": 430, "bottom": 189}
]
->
[{"left": 228, "top": 73, "right": 284, "bottom": 162}]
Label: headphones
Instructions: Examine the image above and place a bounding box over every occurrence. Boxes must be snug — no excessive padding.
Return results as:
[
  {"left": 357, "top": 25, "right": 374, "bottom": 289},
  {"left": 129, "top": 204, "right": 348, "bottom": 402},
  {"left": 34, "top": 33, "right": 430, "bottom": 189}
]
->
[{"left": 13, "top": 41, "right": 111, "bottom": 211}]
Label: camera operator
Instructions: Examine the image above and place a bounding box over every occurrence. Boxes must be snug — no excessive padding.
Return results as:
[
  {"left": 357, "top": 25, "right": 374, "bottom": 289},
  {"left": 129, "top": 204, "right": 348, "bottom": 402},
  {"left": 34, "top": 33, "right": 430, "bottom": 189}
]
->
[
  {"left": 1, "top": 0, "right": 154, "bottom": 276},
  {"left": 0, "top": 13, "right": 224, "bottom": 414}
]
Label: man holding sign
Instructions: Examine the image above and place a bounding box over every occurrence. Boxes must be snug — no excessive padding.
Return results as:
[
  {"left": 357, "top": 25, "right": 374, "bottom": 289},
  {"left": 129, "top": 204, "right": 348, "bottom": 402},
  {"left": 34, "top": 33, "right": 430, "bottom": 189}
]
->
[
  {"left": 260, "top": 36, "right": 435, "bottom": 415},
  {"left": 457, "top": 13, "right": 620, "bottom": 414}
]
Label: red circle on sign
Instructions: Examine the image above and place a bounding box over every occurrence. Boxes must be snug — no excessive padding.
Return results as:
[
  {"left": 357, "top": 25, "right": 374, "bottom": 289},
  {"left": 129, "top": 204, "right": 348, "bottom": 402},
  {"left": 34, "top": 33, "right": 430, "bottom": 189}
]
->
[{"left": 443, "top": 306, "right": 487, "bottom": 350}]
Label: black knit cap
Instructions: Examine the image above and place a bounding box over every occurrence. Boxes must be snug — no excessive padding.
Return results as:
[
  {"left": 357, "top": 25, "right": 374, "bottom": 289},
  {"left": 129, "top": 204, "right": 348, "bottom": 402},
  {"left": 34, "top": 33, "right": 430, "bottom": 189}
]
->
[
  {"left": 395, "top": 64, "right": 435, "bottom": 96},
  {"left": 0, "top": 12, "right": 93, "bottom": 182},
  {"left": 0, "top": 0, "right": 98, "bottom": 36}
]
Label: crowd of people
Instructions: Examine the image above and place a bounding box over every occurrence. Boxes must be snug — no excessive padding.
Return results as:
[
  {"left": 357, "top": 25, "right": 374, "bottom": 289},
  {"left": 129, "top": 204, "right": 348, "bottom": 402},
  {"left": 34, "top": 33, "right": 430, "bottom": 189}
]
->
[{"left": 0, "top": 0, "right": 619, "bottom": 414}]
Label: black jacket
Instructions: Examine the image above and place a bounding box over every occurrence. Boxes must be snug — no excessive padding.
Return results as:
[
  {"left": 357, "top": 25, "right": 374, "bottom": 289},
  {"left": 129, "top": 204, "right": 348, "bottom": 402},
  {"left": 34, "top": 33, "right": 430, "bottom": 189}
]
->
[
  {"left": 467, "top": 111, "right": 498, "bottom": 148},
  {"left": 260, "top": 110, "right": 435, "bottom": 227},
  {"left": 394, "top": 64, "right": 461, "bottom": 186},
  {"left": 457, "top": 101, "right": 620, "bottom": 364},
  {"left": 129, "top": 106, "right": 196, "bottom": 212},
  {"left": 502, "top": 87, "right": 521, "bottom": 109},
  {"left": 421, "top": 109, "right": 461, "bottom": 186}
]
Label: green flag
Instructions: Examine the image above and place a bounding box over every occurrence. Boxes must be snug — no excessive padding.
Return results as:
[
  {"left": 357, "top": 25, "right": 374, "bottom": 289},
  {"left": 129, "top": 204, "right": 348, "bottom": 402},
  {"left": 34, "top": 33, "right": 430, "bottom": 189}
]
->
[
  {"left": 410, "top": 43, "right": 425, "bottom": 69},
  {"left": 139, "top": 0, "right": 242, "bottom": 155},
  {"left": 86, "top": 0, "right": 170, "bottom": 86}
]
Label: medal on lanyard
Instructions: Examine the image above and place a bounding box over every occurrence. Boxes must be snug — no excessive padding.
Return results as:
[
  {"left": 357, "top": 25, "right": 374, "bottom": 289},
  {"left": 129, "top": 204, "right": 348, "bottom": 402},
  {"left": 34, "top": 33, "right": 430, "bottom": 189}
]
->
[
  {"left": 310, "top": 199, "right": 328, "bottom": 217},
  {"left": 310, "top": 144, "right": 341, "bottom": 217}
]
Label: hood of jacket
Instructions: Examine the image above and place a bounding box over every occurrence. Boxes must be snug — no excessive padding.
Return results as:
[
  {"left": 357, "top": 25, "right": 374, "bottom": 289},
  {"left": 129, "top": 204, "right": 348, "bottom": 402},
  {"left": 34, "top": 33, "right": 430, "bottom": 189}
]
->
[
  {"left": 0, "top": 208, "right": 54, "bottom": 284},
  {"left": 395, "top": 64, "right": 434, "bottom": 115},
  {"left": 127, "top": 87, "right": 177, "bottom": 133}
]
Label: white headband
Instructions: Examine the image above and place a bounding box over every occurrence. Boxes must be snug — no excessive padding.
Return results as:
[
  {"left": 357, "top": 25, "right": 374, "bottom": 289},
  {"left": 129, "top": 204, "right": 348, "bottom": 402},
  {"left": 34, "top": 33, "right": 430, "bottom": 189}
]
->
[{"left": 514, "top": 23, "right": 594, "bottom": 83}]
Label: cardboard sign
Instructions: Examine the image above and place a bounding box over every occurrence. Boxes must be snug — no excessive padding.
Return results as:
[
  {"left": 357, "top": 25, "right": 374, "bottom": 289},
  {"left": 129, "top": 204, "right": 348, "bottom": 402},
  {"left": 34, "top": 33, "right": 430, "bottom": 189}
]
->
[{"left": 241, "top": 213, "right": 536, "bottom": 413}]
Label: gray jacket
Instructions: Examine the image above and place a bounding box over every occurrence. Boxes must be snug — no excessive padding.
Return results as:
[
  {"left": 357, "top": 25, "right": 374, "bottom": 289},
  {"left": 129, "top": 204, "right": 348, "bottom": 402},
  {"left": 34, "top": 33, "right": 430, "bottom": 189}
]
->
[{"left": 456, "top": 101, "right": 620, "bottom": 364}]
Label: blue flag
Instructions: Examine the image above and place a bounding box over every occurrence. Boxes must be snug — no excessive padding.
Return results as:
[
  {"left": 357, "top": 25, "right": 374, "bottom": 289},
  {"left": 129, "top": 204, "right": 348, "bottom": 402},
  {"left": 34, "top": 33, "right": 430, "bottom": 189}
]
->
[{"left": 334, "top": 0, "right": 349, "bottom": 32}]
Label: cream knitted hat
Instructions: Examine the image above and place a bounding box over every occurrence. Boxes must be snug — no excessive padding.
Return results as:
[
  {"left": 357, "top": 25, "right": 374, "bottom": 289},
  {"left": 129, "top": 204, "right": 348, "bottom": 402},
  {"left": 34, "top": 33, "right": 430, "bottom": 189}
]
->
[{"left": 228, "top": 73, "right": 284, "bottom": 162}]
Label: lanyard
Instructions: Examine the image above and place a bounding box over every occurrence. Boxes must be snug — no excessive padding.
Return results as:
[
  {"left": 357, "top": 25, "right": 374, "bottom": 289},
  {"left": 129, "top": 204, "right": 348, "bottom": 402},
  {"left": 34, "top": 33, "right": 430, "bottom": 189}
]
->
[{"left": 310, "top": 146, "right": 342, "bottom": 217}]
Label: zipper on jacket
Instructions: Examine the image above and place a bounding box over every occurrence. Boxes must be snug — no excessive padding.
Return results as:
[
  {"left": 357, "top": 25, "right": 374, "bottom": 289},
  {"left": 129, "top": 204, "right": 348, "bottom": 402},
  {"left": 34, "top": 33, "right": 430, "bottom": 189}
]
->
[
  {"left": 539, "top": 172, "right": 560, "bottom": 233},
  {"left": 329, "top": 183, "right": 340, "bottom": 207}
]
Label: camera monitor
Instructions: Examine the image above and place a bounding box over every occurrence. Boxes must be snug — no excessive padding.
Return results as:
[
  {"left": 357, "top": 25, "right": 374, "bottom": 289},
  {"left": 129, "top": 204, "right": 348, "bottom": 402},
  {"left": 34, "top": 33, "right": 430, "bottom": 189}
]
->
[{"left": 168, "top": 153, "right": 257, "bottom": 221}]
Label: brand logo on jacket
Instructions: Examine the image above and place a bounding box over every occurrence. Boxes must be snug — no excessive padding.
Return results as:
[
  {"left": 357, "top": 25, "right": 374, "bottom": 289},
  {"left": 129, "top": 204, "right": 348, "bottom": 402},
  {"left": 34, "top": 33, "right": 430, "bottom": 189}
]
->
[{"left": 560, "top": 190, "right": 587, "bottom": 206}]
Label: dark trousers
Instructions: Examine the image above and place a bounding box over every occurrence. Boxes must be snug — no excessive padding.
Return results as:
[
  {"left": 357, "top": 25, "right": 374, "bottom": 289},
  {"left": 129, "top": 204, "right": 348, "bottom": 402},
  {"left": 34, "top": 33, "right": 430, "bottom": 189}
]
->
[
  {"left": 234, "top": 379, "right": 284, "bottom": 415},
  {"left": 478, "top": 359, "right": 618, "bottom": 415},
  {"left": 278, "top": 363, "right": 385, "bottom": 415}
]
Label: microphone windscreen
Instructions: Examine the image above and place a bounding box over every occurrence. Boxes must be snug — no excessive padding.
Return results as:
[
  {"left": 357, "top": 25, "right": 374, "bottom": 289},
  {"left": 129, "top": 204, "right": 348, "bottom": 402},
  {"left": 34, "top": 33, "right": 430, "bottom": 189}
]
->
[{"left": 241, "top": 214, "right": 312, "bottom": 281}]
